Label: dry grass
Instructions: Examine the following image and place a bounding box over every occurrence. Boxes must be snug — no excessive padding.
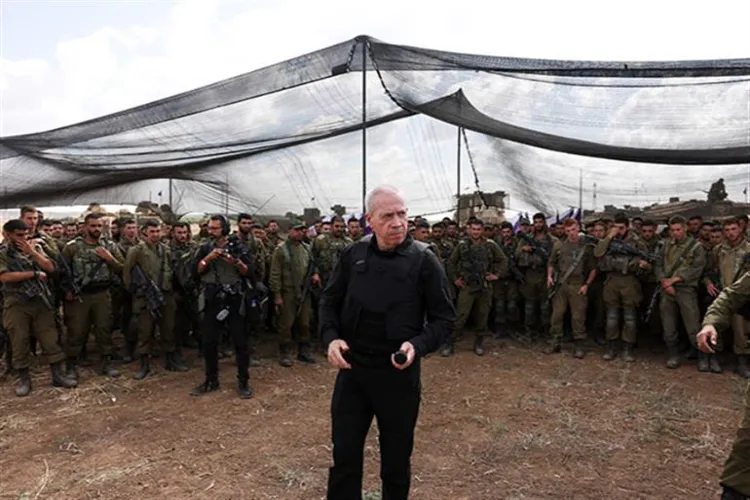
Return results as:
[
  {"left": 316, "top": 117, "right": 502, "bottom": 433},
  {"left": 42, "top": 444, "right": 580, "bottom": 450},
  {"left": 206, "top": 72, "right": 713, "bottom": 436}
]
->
[{"left": 0, "top": 338, "right": 743, "bottom": 499}]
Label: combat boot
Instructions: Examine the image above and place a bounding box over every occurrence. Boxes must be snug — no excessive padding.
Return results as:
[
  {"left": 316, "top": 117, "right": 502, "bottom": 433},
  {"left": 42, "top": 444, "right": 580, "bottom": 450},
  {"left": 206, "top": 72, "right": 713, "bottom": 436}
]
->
[
  {"left": 66, "top": 357, "right": 79, "bottom": 381},
  {"left": 133, "top": 355, "right": 151, "bottom": 380},
  {"left": 297, "top": 343, "right": 317, "bottom": 364},
  {"left": 572, "top": 340, "right": 586, "bottom": 359},
  {"left": 122, "top": 341, "right": 136, "bottom": 364},
  {"left": 237, "top": 379, "right": 254, "bottom": 399},
  {"left": 697, "top": 352, "right": 710, "bottom": 372},
  {"left": 190, "top": 379, "right": 219, "bottom": 397},
  {"left": 439, "top": 342, "right": 454, "bottom": 357},
  {"left": 279, "top": 346, "right": 293, "bottom": 368},
  {"left": 15, "top": 368, "right": 31, "bottom": 397},
  {"left": 721, "top": 485, "right": 749, "bottom": 500},
  {"left": 165, "top": 351, "right": 188, "bottom": 372},
  {"left": 51, "top": 362, "right": 78, "bottom": 388},
  {"left": 602, "top": 341, "right": 617, "bottom": 361},
  {"left": 709, "top": 354, "right": 722, "bottom": 374},
  {"left": 737, "top": 355, "right": 750, "bottom": 379},
  {"left": 473, "top": 336, "right": 485, "bottom": 356},
  {"left": 665, "top": 345, "right": 681, "bottom": 369},
  {"left": 543, "top": 339, "right": 561, "bottom": 355},
  {"left": 99, "top": 356, "right": 120, "bottom": 378},
  {"left": 622, "top": 342, "right": 636, "bottom": 363}
]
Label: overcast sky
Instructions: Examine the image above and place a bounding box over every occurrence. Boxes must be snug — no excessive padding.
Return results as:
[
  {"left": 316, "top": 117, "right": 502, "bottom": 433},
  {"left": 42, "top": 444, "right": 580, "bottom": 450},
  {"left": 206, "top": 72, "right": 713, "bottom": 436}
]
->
[{"left": 1, "top": 0, "right": 749, "bottom": 217}]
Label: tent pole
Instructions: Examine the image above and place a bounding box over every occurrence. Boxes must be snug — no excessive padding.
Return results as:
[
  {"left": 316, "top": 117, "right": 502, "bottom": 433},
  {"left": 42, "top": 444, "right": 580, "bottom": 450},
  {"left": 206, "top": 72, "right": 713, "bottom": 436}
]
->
[{"left": 361, "top": 40, "right": 367, "bottom": 214}]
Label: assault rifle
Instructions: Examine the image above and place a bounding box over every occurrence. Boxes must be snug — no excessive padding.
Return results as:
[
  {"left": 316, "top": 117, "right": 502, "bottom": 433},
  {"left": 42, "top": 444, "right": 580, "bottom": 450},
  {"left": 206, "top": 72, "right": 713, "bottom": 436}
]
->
[
  {"left": 55, "top": 254, "right": 83, "bottom": 302},
  {"left": 499, "top": 242, "right": 525, "bottom": 284},
  {"left": 518, "top": 232, "right": 551, "bottom": 262},
  {"left": 296, "top": 253, "right": 316, "bottom": 318},
  {"left": 582, "top": 234, "right": 658, "bottom": 263},
  {"left": 131, "top": 265, "right": 164, "bottom": 319},
  {"left": 7, "top": 260, "right": 54, "bottom": 310}
]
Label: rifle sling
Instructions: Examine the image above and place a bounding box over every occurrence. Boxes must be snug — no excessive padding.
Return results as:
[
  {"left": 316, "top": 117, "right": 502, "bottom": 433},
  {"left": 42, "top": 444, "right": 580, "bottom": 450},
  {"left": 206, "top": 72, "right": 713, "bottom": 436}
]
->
[
  {"left": 663, "top": 238, "right": 699, "bottom": 281},
  {"left": 558, "top": 244, "right": 587, "bottom": 285}
]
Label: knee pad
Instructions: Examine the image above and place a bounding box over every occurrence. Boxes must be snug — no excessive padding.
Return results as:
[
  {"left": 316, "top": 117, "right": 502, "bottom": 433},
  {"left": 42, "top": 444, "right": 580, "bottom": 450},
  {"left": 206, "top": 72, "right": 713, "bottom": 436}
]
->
[
  {"left": 623, "top": 308, "right": 638, "bottom": 328},
  {"left": 524, "top": 301, "right": 537, "bottom": 323},
  {"left": 606, "top": 308, "right": 620, "bottom": 328}
]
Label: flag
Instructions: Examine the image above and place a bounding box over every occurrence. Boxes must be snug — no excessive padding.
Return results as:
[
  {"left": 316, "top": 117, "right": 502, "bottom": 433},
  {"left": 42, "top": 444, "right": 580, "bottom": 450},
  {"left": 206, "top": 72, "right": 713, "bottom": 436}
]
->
[
  {"left": 744, "top": 187, "right": 747, "bottom": 195},
  {"left": 574, "top": 208, "right": 582, "bottom": 223}
]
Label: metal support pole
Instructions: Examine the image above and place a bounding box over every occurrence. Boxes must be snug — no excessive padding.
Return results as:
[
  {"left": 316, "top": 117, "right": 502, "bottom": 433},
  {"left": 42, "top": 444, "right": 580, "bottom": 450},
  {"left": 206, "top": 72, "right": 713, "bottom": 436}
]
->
[
  {"left": 361, "top": 40, "right": 367, "bottom": 214},
  {"left": 457, "top": 127, "right": 462, "bottom": 204},
  {"left": 168, "top": 178, "right": 173, "bottom": 208}
]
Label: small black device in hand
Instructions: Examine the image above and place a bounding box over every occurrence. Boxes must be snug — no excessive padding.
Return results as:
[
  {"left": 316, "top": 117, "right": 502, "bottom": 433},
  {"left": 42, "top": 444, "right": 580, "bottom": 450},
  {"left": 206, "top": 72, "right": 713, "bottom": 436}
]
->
[{"left": 393, "top": 350, "right": 407, "bottom": 365}]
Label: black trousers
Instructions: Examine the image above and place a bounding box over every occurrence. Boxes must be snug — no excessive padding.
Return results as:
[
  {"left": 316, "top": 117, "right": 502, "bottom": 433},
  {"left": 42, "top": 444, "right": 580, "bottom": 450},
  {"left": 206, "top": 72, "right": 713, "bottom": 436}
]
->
[
  {"left": 202, "top": 296, "right": 249, "bottom": 384},
  {"left": 327, "top": 357, "right": 421, "bottom": 500}
]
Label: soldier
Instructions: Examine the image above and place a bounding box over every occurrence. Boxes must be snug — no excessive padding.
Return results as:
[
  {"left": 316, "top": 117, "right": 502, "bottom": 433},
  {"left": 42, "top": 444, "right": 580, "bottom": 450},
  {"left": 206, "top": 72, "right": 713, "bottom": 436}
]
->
[
  {"left": 312, "top": 216, "right": 353, "bottom": 287},
  {"left": 112, "top": 218, "right": 139, "bottom": 361},
  {"left": 654, "top": 216, "right": 706, "bottom": 370},
  {"left": 697, "top": 278, "right": 750, "bottom": 500},
  {"left": 193, "top": 222, "right": 210, "bottom": 243},
  {"left": 687, "top": 215, "right": 703, "bottom": 238},
  {"left": 442, "top": 219, "right": 508, "bottom": 356},
  {"left": 639, "top": 220, "right": 664, "bottom": 339},
  {"left": 493, "top": 221, "right": 521, "bottom": 336},
  {"left": 586, "top": 221, "right": 607, "bottom": 344},
  {"left": 64, "top": 222, "right": 78, "bottom": 242},
  {"left": 191, "top": 215, "right": 257, "bottom": 399},
  {"left": 266, "top": 219, "right": 284, "bottom": 248},
  {"left": 270, "top": 219, "right": 318, "bottom": 367},
  {"left": 21, "top": 206, "right": 60, "bottom": 260},
  {"left": 347, "top": 217, "right": 363, "bottom": 242},
  {"left": 0, "top": 220, "right": 77, "bottom": 396},
  {"left": 171, "top": 222, "right": 201, "bottom": 352},
  {"left": 594, "top": 213, "right": 650, "bottom": 362},
  {"left": 123, "top": 219, "right": 188, "bottom": 379},
  {"left": 516, "top": 213, "right": 556, "bottom": 340},
  {"left": 710, "top": 224, "right": 724, "bottom": 247},
  {"left": 62, "top": 213, "right": 124, "bottom": 380},
  {"left": 430, "top": 222, "right": 454, "bottom": 268},
  {"left": 545, "top": 219, "right": 597, "bottom": 357},
  {"left": 706, "top": 217, "right": 750, "bottom": 377}
]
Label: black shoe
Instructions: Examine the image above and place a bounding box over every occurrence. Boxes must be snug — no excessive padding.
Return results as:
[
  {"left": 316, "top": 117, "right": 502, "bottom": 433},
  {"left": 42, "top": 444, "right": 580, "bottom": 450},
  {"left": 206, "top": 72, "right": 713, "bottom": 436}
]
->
[
  {"left": 190, "top": 379, "right": 219, "bottom": 396},
  {"left": 15, "top": 368, "right": 31, "bottom": 397},
  {"left": 279, "top": 357, "right": 293, "bottom": 368},
  {"left": 66, "top": 357, "right": 79, "bottom": 381},
  {"left": 99, "top": 356, "right": 121, "bottom": 378},
  {"left": 439, "top": 343, "right": 454, "bottom": 357},
  {"left": 666, "top": 345, "right": 681, "bottom": 369},
  {"left": 473, "top": 336, "right": 485, "bottom": 356},
  {"left": 622, "top": 343, "right": 636, "bottom": 363},
  {"left": 709, "top": 354, "right": 722, "bottom": 374},
  {"left": 165, "top": 352, "right": 188, "bottom": 372},
  {"left": 573, "top": 340, "right": 586, "bottom": 359},
  {"left": 697, "top": 352, "right": 710, "bottom": 373},
  {"left": 721, "top": 485, "right": 749, "bottom": 500},
  {"left": 603, "top": 341, "right": 617, "bottom": 361},
  {"left": 238, "top": 380, "right": 253, "bottom": 399},
  {"left": 297, "top": 351, "right": 317, "bottom": 364},
  {"left": 51, "top": 362, "right": 78, "bottom": 388},
  {"left": 737, "top": 355, "right": 750, "bottom": 379},
  {"left": 133, "top": 356, "right": 151, "bottom": 380}
]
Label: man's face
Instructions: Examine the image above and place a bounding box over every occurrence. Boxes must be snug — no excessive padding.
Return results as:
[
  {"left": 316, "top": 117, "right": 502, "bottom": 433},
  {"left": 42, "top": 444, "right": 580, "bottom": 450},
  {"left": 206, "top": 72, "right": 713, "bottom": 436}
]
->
[
  {"left": 85, "top": 218, "right": 103, "bottom": 240},
  {"left": 483, "top": 226, "right": 493, "bottom": 239},
  {"left": 173, "top": 226, "right": 188, "bottom": 243},
  {"left": 161, "top": 224, "right": 172, "bottom": 239},
  {"left": 501, "top": 227, "right": 513, "bottom": 239},
  {"left": 640, "top": 224, "right": 656, "bottom": 241},
  {"left": 614, "top": 222, "right": 628, "bottom": 238},
  {"left": 533, "top": 218, "right": 545, "bottom": 232},
  {"left": 669, "top": 223, "right": 686, "bottom": 241},
  {"left": 521, "top": 223, "right": 532, "bottom": 234},
  {"left": 468, "top": 223, "right": 483, "bottom": 240},
  {"left": 632, "top": 219, "right": 643, "bottom": 231},
  {"left": 7, "top": 228, "right": 28, "bottom": 247},
  {"left": 593, "top": 224, "right": 606, "bottom": 239},
  {"left": 111, "top": 222, "right": 119, "bottom": 236},
  {"left": 267, "top": 222, "right": 279, "bottom": 234},
  {"left": 725, "top": 223, "right": 741, "bottom": 242},
  {"left": 321, "top": 223, "right": 331, "bottom": 234},
  {"left": 348, "top": 221, "right": 361, "bottom": 237},
  {"left": 365, "top": 193, "right": 408, "bottom": 249},
  {"left": 122, "top": 223, "right": 137, "bottom": 240},
  {"left": 238, "top": 218, "right": 252, "bottom": 234},
  {"left": 65, "top": 225, "right": 77, "bottom": 238},
  {"left": 21, "top": 211, "right": 38, "bottom": 232},
  {"left": 207, "top": 220, "right": 224, "bottom": 240},
  {"left": 289, "top": 227, "right": 305, "bottom": 242},
  {"left": 699, "top": 224, "right": 712, "bottom": 241},
  {"left": 41, "top": 223, "right": 52, "bottom": 234},
  {"left": 432, "top": 226, "right": 444, "bottom": 239},
  {"left": 145, "top": 226, "right": 161, "bottom": 244},
  {"left": 252, "top": 227, "right": 265, "bottom": 240},
  {"left": 414, "top": 227, "right": 429, "bottom": 242},
  {"left": 331, "top": 221, "right": 345, "bottom": 237},
  {"left": 688, "top": 218, "right": 701, "bottom": 234},
  {"left": 51, "top": 223, "right": 64, "bottom": 239},
  {"left": 711, "top": 230, "right": 723, "bottom": 246},
  {"left": 446, "top": 224, "right": 457, "bottom": 237},
  {"left": 565, "top": 223, "right": 580, "bottom": 241}
]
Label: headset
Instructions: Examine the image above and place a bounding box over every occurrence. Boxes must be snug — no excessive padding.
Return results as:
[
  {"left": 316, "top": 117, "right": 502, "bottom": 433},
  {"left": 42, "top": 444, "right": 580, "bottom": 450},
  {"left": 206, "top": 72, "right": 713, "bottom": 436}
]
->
[{"left": 213, "top": 214, "right": 230, "bottom": 236}]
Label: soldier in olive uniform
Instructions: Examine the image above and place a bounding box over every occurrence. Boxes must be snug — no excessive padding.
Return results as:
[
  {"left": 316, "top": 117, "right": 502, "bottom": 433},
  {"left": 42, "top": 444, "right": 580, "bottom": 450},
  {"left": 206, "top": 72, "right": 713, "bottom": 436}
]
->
[
  {"left": 654, "top": 216, "right": 706, "bottom": 370},
  {"left": 639, "top": 220, "right": 663, "bottom": 339},
  {"left": 594, "top": 213, "right": 650, "bottom": 362},
  {"left": 270, "top": 220, "right": 318, "bottom": 367},
  {"left": 312, "top": 216, "right": 353, "bottom": 288},
  {"left": 587, "top": 221, "right": 607, "bottom": 344},
  {"left": 0, "top": 220, "right": 77, "bottom": 396},
  {"left": 442, "top": 219, "right": 508, "bottom": 356},
  {"left": 705, "top": 217, "right": 750, "bottom": 377},
  {"left": 171, "top": 222, "right": 201, "bottom": 352},
  {"left": 493, "top": 222, "right": 521, "bottom": 336},
  {"left": 62, "top": 213, "right": 124, "bottom": 380},
  {"left": 545, "top": 219, "right": 597, "bottom": 357},
  {"left": 697, "top": 278, "right": 750, "bottom": 500},
  {"left": 112, "top": 218, "right": 139, "bottom": 361},
  {"left": 516, "top": 213, "right": 556, "bottom": 340},
  {"left": 347, "top": 217, "right": 363, "bottom": 242},
  {"left": 123, "top": 219, "right": 188, "bottom": 379}
]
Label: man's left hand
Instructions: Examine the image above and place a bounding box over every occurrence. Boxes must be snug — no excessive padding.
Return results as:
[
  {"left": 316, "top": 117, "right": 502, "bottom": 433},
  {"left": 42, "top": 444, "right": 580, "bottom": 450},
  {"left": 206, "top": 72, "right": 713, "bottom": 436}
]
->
[{"left": 392, "top": 341, "right": 416, "bottom": 370}]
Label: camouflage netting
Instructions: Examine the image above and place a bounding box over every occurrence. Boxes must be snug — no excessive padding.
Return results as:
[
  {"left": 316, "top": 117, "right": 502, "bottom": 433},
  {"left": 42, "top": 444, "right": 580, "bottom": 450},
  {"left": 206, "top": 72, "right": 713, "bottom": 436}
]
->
[{"left": 1, "top": 35, "right": 749, "bottom": 216}]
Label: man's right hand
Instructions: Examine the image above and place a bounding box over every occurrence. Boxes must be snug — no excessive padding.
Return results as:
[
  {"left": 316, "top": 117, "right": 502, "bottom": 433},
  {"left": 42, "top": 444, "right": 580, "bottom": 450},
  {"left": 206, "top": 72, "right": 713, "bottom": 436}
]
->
[
  {"left": 696, "top": 325, "right": 718, "bottom": 354},
  {"left": 327, "top": 339, "right": 351, "bottom": 370}
]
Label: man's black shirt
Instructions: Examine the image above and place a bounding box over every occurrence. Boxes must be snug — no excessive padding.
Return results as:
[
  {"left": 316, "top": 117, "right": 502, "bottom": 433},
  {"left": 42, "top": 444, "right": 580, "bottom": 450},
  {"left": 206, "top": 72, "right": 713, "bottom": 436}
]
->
[{"left": 318, "top": 234, "right": 455, "bottom": 358}]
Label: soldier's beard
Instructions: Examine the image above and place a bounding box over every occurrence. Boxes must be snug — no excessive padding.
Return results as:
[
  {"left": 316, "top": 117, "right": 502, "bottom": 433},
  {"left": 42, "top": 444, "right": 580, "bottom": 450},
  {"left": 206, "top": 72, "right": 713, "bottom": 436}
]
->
[{"left": 89, "top": 230, "right": 101, "bottom": 239}]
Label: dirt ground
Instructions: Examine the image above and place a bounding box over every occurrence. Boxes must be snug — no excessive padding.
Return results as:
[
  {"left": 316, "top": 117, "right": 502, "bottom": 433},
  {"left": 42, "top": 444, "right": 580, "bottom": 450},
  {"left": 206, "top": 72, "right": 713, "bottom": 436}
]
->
[{"left": 0, "top": 336, "right": 745, "bottom": 500}]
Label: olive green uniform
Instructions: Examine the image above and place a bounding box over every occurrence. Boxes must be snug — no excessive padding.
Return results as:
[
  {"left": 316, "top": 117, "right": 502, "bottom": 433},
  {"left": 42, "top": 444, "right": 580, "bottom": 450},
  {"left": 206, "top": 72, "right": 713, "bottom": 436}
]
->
[
  {"left": 270, "top": 240, "right": 312, "bottom": 355},
  {"left": 493, "top": 236, "right": 520, "bottom": 329},
  {"left": 702, "top": 274, "right": 750, "bottom": 496},
  {"left": 0, "top": 245, "right": 64, "bottom": 370},
  {"left": 123, "top": 241, "right": 177, "bottom": 357},
  {"left": 640, "top": 236, "right": 664, "bottom": 336},
  {"left": 312, "top": 233, "right": 354, "bottom": 285},
  {"left": 447, "top": 238, "right": 508, "bottom": 344},
  {"left": 654, "top": 235, "right": 705, "bottom": 348},
  {"left": 62, "top": 237, "right": 124, "bottom": 359},
  {"left": 548, "top": 238, "right": 596, "bottom": 342},
  {"left": 171, "top": 240, "right": 201, "bottom": 347},
  {"left": 594, "top": 231, "right": 647, "bottom": 345},
  {"left": 516, "top": 232, "right": 556, "bottom": 335},
  {"left": 707, "top": 240, "right": 750, "bottom": 355},
  {"left": 112, "top": 238, "right": 138, "bottom": 347}
]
